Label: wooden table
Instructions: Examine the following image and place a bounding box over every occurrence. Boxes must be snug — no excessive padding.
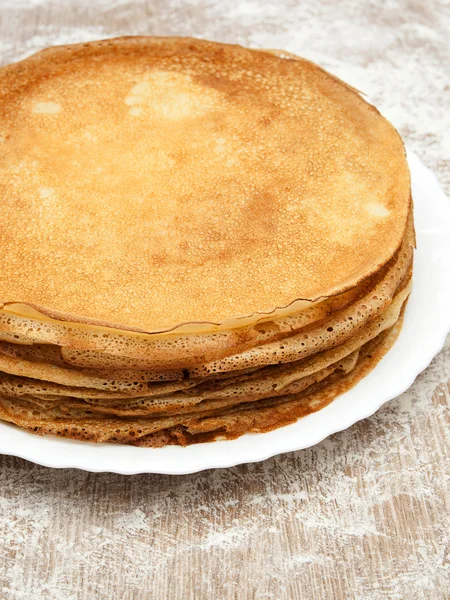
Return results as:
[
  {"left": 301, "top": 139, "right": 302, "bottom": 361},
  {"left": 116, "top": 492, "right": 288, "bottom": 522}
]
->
[{"left": 0, "top": 1, "right": 449, "bottom": 598}]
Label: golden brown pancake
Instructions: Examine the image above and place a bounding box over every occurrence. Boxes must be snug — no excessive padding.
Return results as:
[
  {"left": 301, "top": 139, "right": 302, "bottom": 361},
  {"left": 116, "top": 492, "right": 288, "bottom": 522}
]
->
[
  {"left": 0, "top": 37, "right": 410, "bottom": 333},
  {"left": 0, "top": 211, "right": 414, "bottom": 371},
  {"left": 0, "top": 37, "right": 414, "bottom": 447},
  {"left": 0, "top": 314, "right": 406, "bottom": 445}
]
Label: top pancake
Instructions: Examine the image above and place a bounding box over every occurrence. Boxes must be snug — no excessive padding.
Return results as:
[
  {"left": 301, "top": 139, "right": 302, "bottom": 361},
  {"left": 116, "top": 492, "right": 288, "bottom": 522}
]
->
[{"left": 0, "top": 37, "right": 411, "bottom": 333}]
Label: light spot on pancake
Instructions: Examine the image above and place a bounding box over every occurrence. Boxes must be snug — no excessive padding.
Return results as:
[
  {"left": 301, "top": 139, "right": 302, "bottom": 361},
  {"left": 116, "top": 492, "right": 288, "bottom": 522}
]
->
[
  {"left": 129, "top": 107, "right": 143, "bottom": 117},
  {"left": 124, "top": 71, "right": 223, "bottom": 120},
  {"left": 214, "top": 138, "right": 228, "bottom": 155},
  {"left": 366, "top": 202, "right": 390, "bottom": 218},
  {"left": 82, "top": 131, "right": 96, "bottom": 141},
  {"left": 39, "top": 187, "right": 55, "bottom": 198},
  {"left": 32, "top": 101, "right": 61, "bottom": 114}
]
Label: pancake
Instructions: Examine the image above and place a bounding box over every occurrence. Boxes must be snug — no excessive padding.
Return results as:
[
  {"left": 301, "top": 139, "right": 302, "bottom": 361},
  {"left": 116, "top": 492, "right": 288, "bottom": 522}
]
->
[
  {"left": 0, "top": 279, "right": 370, "bottom": 362},
  {"left": 0, "top": 37, "right": 410, "bottom": 334},
  {"left": 0, "top": 313, "right": 405, "bottom": 445},
  {"left": 0, "top": 275, "right": 410, "bottom": 427},
  {"left": 0, "top": 215, "right": 412, "bottom": 374},
  {"left": 0, "top": 275, "right": 411, "bottom": 402},
  {"left": 0, "top": 37, "right": 414, "bottom": 447},
  {"left": 14, "top": 352, "right": 360, "bottom": 419}
]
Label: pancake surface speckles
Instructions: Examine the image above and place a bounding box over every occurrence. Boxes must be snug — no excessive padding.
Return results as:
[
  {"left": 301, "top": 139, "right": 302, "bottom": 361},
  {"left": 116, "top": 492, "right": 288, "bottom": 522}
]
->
[
  {"left": 0, "top": 37, "right": 414, "bottom": 446},
  {"left": 0, "top": 37, "right": 410, "bottom": 332}
]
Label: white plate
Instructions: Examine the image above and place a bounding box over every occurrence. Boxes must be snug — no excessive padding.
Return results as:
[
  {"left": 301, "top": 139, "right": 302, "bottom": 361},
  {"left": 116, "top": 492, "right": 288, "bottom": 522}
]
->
[{"left": 0, "top": 150, "right": 449, "bottom": 474}]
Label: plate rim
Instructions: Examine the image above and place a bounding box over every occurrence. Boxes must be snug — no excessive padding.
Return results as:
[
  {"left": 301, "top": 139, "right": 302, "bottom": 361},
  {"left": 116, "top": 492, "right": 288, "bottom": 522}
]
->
[{"left": 0, "top": 149, "right": 449, "bottom": 474}]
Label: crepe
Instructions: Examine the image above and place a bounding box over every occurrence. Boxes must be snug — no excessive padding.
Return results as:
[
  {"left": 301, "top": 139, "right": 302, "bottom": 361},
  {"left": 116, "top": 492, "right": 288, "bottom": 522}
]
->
[
  {"left": 0, "top": 313, "right": 406, "bottom": 444},
  {"left": 0, "top": 36, "right": 410, "bottom": 333},
  {"left": 0, "top": 37, "right": 414, "bottom": 446}
]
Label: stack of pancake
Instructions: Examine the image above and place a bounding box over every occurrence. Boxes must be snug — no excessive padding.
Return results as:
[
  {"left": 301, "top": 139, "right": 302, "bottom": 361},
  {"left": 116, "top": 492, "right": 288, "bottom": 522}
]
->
[{"left": 0, "top": 37, "right": 413, "bottom": 447}]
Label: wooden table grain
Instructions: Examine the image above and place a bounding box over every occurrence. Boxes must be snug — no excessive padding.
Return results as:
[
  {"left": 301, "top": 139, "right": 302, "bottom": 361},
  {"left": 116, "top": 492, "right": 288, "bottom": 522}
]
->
[{"left": 0, "top": 1, "right": 449, "bottom": 598}]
